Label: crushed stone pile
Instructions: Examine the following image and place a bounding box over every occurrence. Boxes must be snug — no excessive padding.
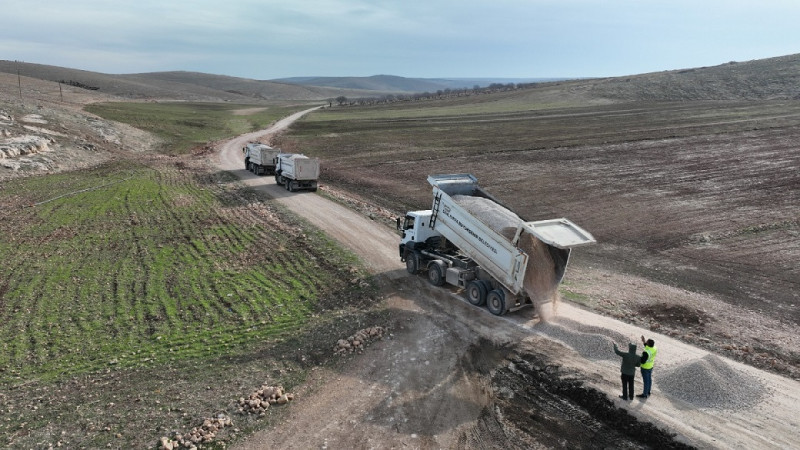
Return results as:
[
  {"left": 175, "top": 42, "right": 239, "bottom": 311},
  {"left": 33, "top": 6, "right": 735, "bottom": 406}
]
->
[
  {"left": 535, "top": 321, "right": 624, "bottom": 362},
  {"left": 238, "top": 384, "right": 295, "bottom": 415},
  {"left": 452, "top": 195, "right": 559, "bottom": 312},
  {"left": 158, "top": 414, "right": 232, "bottom": 450},
  {"left": 334, "top": 326, "right": 387, "bottom": 355},
  {"left": 658, "top": 354, "right": 767, "bottom": 409}
]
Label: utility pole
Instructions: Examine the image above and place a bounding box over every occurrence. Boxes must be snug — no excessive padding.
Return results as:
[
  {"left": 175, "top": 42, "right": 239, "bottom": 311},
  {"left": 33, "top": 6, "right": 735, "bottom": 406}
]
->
[{"left": 17, "top": 61, "right": 23, "bottom": 100}]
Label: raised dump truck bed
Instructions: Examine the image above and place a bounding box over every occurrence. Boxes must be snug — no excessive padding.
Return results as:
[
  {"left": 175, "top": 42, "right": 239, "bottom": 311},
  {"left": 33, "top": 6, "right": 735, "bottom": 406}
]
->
[{"left": 398, "top": 173, "right": 595, "bottom": 315}]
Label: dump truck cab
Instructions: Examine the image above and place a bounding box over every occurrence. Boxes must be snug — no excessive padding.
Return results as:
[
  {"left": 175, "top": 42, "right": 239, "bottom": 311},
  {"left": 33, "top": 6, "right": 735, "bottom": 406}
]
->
[{"left": 397, "top": 210, "right": 440, "bottom": 257}]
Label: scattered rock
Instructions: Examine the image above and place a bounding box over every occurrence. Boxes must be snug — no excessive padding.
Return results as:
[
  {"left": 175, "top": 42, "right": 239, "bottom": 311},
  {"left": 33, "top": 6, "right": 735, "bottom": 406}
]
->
[
  {"left": 158, "top": 414, "right": 231, "bottom": 450},
  {"left": 238, "top": 384, "right": 295, "bottom": 414},
  {"left": 0, "top": 135, "right": 51, "bottom": 158},
  {"left": 334, "top": 326, "right": 387, "bottom": 355}
]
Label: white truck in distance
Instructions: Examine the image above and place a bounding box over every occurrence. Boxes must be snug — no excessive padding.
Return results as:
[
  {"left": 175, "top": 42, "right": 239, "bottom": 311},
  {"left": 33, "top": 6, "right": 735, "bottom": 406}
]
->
[
  {"left": 274, "top": 153, "right": 320, "bottom": 192},
  {"left": 243, "top": 143, "right": 281, "bottom": 175},
  {"left": 398, "top": 174, "right": 595, "bottom": 315}
]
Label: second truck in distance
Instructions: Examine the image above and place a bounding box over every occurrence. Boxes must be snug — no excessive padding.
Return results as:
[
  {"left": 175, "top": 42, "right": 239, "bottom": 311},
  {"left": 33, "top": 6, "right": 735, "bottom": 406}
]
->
[{"left": 243, "top": 143, "right": 281, "bottom": 175}]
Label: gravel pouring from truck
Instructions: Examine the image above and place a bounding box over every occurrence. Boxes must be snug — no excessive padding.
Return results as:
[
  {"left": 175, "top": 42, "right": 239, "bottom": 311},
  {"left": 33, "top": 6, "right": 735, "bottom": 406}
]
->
[
  {"left": 274, "top": 153, "right": 320, "bottom": 192},
  {"left": 398, "top": 174, "right": 595, "bottom": 315},
  {"left": 243, "top": 143, "right": 281, "bottom": 175}
]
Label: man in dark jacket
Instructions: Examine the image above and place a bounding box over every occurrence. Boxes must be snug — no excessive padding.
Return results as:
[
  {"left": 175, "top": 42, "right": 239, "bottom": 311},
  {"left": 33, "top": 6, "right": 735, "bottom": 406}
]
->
[{"left": 613, "top": 342, "right": 640, "bottom": 401}]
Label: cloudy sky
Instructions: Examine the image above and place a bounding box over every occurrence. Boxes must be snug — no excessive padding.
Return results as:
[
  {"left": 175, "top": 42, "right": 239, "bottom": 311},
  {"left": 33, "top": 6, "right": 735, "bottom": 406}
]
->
[{"left": 2, "top": 0, "right": 798, "bottom": 79}]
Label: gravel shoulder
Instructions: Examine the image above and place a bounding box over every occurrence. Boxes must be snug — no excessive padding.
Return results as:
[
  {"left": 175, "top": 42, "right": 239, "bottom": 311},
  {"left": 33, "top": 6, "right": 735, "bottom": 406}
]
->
[{"left": 215, "top": 115, "right": 800, "bottom": 449}]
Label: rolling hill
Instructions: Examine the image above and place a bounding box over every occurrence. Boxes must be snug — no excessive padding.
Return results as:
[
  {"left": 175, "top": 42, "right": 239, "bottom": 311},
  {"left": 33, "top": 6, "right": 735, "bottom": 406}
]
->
[{"left": 2, "top": 53, "right": 800, "bottom": 105}]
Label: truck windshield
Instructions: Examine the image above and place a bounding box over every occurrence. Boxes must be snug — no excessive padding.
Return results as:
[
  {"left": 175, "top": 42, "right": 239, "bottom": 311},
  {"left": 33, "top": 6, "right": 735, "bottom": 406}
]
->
[{"left": 403, "top": 216, "right": 415, "bottom": 230}]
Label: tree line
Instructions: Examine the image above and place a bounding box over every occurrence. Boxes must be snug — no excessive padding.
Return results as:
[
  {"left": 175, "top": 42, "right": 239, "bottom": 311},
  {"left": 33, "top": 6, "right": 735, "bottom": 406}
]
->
[{"left": 329, "top": 82, "right": 543, "bottom": 107}]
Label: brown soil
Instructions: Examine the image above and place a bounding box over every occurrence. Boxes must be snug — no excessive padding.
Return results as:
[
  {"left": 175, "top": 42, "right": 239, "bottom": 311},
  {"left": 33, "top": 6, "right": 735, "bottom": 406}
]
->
[{"left": 218, "top": 119, "right": 800, "bottom": 450}]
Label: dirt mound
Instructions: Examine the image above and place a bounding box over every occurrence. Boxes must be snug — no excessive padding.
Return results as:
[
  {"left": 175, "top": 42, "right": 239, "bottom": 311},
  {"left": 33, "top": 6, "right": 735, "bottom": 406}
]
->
[{"left": 659, "top": 354, "right": 767, "bottom": 409}]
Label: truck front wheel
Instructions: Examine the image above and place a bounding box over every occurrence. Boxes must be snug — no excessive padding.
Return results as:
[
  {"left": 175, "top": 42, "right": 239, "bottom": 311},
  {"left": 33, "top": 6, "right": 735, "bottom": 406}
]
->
[
  {"left": 427, "top": 262, "right": 445, "bottom": 286},
  {"left": 466, "top": 280, "right": 488, "bottom": 306},
  {"left": 405, "top": 254, "right": 419, "bottom": 274},
  {"left": 486, "top": 289, "right": 507, "bottom": 316}
]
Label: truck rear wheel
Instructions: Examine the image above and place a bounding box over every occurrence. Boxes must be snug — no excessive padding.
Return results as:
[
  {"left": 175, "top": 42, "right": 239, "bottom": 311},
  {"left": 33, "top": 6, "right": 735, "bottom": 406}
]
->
[
  {"left": 427, "top": 262, "right": 445, "bottom": 286},
  {"left": 486, "top": 289, "right": 507, "bottom": 316},
  {"left": 466, "top": 280, "right": 488, "bottom": 306}
]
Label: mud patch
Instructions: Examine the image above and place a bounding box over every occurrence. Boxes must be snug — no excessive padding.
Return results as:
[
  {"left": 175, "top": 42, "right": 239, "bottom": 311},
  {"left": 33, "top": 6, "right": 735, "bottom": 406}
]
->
[
  {"left": 637, "top": 303, "right": 712, "bottom": 328},
  {"left": 472, "top": 348, "right": 695, "bottom": 449}
]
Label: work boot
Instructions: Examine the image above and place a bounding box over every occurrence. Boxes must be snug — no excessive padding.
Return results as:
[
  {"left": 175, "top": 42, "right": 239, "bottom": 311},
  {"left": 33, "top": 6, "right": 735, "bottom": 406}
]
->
[{"left": 636, "top": 394, "right": 647, "bottom": 398}]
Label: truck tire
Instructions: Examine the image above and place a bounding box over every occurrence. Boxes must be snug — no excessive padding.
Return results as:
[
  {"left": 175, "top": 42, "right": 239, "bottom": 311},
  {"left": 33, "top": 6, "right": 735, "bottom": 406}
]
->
[
  {"left": 427, "top": 262, "right": 445, "bottom": 286},
  {"left": 466, "top": 280, "right": 488, "bottom": 306},
  {"left": 486, "top": 289, "right": 507, "bottom": 316},
  {"left": 405, "top": 253, "right": 419, "bottom": 274}
]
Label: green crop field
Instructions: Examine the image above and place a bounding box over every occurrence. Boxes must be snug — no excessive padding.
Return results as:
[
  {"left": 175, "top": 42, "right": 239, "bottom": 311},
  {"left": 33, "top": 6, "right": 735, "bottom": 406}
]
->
[
  {"left": 0, "top": 103, "right": 379, "bottom": 448},
  {"left": 0, "top": 160, "right": 360, "bottom": 383}
]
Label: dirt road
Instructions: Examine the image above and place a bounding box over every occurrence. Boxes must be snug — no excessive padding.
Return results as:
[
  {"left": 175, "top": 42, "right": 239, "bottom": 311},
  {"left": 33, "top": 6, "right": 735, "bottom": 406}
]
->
[{"left": 215, "top": 111, "right": 800, "bottom": 449}]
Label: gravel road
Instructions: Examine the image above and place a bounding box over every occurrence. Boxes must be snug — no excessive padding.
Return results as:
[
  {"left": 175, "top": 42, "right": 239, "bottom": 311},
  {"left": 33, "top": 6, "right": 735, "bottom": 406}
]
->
[{"left": 215, "top": 110, "right": 800, "bottom": 449}]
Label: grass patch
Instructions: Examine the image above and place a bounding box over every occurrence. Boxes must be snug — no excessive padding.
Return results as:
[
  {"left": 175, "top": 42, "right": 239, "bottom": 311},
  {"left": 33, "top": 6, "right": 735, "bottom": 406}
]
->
[
  {"left": 0, "top": 155, "right": 380, "bottom": 447},
  {"left": 84, "top": 102, "right": 308, "bottom": 155},
  {"left": 0, "top": 158, "right": 369, "bottom": 385}
]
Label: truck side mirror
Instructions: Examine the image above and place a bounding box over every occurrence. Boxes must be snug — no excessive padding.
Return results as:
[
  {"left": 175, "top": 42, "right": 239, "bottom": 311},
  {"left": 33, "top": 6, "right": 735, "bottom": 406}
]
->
[{"left": 396, "top": 217, "right": 402, "bottom": 230}]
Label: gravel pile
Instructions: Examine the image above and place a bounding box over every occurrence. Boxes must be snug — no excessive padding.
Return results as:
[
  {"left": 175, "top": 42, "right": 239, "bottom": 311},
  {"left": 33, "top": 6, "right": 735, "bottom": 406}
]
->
[
  {"left": 451, "top": 195, "right": 523, "bottom": 239},
  {"left": 535, "top": 321, "right": 623, "bottom": 362},
  {"left": 334, "top": 326, "right": 387, "bottom": 355},
  {"left": 158, "top": 414, "right": 232, "bottom": 450},
  {"left": 238, "top": 384, "right": 294, "bottom": 415},
  {"left": 451, "top": 195, "right": 559, "bottom": 309},
  {"left": 554, "top": 317, "right": 632, "bottom": 344},
  {"left": 658, "top": 354, "right": 767, "bottom": 409}
]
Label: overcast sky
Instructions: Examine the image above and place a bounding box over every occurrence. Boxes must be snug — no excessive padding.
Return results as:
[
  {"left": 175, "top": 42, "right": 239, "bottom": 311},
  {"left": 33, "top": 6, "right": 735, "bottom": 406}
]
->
[{"left": 2, "top": 0, "right": 798, "bottom": 80}]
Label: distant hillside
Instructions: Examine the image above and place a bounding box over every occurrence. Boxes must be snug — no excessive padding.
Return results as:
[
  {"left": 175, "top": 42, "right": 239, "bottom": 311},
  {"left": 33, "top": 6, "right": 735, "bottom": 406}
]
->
[
  {"left": 3, "top": 53, "right": 799, "bottom": 104},
  {"left": 273, "top": 75, "right": 561, "bottom": 93},
  {"left": 588, "top": 53, "right": 800, "bottom": 101},
  {"left": 0, "top": 61, "right": 395, "bottom": 102}
]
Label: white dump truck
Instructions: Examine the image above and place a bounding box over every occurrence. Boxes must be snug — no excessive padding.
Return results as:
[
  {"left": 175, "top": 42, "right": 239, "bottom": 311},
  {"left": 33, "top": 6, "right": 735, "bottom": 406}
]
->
[
  {"left": 274, "top": 153, "right": 320, "bottom": 192},
  {"left": 398, "top": 174, "right": 595, "bottom": 315},
  {"left": 243, "top": 143, "right": 281, "bottom": 175}
]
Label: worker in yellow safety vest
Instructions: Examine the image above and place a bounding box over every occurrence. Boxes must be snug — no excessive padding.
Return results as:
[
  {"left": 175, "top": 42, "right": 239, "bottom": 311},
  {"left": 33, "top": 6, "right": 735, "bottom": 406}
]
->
[{"left": 637, "top": 335, "right": 657, "bottom": 399}]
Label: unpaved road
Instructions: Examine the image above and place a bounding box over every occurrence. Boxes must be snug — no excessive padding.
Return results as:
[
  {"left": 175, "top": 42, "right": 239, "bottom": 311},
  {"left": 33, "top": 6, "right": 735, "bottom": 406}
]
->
[{"left": 215, "top": 110, "right": 800, "bottom": 449}]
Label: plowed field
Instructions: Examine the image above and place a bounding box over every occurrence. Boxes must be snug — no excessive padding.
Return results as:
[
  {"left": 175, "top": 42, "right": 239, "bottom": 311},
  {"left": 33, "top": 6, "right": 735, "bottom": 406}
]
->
[{"left": 276, "top": 99, "right": 800, "bottom": 378}]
